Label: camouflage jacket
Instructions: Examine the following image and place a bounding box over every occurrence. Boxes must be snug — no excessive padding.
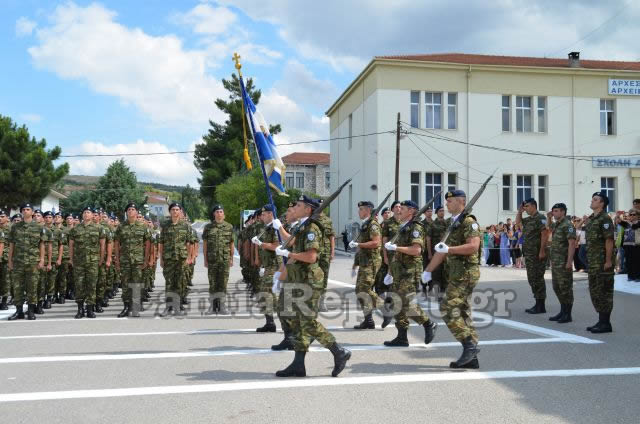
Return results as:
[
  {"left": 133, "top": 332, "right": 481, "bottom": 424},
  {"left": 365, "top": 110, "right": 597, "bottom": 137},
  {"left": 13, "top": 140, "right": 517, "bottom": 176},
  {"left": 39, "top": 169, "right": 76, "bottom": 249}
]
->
[
  {"left": 316, "top": 213, "right": 334, "bottom": 263},
  {"left": 160, "top": 220, "right": 190, "bottom": 261},
  {"left": 445, "top": 215, "right": 481, "bottom": 281},
  {"left": 203, "top": 220, "right": 234, "bottom": 264},
  {"left": 428, "top": 218, "right": 448, "bottom": 253},
  {"left": 258, "top": 225, "right": 282, "bottom": 270},
  {"left": 391, "top": 220, "right": 423, "bottom": 270},
  {"left": 356, "top": 218, "right": 381, "bottom": 266},
  {"left": 9, "top": 221, "right": 47, "bottom": 265},
  {"left": 522, "top": 212, "right": 547, "bottom": 255},
  {"left": 69, "top": 222, "right": 106, "bottom": 264},
  {"left": 550, "top": 217, "right": 576, "bottom": 267},
  {"left": 115, "top": 221, "right": 150, "bottom": 264},
  {"left": 285, "top": 220, "right": 324, "bottom": 289},
  {"left": 0, "top": 223, "right": 9, "bottom": 262},
  {"left": 585, "top": 210, "right": 614, "bottom": 269}
]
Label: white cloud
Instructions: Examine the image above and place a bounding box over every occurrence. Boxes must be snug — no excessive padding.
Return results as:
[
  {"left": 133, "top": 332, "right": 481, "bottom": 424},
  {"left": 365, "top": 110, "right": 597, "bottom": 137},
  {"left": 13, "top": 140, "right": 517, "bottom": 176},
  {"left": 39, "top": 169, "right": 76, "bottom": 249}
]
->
[
  {"left": 19, "top": 113, "right": 42, "bottom": 123},
  {"left": 171, "top": 3, "right": 236, "bottom": 35},
  {"left": 274, "top": 60, "right": 339, "bottom": 111},
  {"left": 15, "top": 17, "right": 37, "bottom": 37},
  {"left": 27, "top": 2, "right": 227, "bottom": 127},
  {"left": 65, "top": 139, "right": 200, "bottom": 186}
]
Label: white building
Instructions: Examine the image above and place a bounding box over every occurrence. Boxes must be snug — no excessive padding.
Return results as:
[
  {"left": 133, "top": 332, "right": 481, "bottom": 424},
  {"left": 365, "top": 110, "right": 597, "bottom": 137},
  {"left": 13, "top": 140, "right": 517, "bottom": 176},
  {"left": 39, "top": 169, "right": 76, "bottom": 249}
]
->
[
  {"left": 8, "top": 189, "right": 68, "bottom": 216},
  {"left": 327, "top": 53, "right": 640, "bottom": 232},
  {"left": 282, "top": 152, "right": 331, "bottom": 197}
]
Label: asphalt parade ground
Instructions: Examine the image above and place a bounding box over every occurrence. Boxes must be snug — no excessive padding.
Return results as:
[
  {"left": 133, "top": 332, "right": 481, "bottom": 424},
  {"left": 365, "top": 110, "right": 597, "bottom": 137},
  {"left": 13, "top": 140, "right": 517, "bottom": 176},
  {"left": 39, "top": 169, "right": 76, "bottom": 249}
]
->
[{"left": 1, "top": 250, "right": 639, "bottom": 424}]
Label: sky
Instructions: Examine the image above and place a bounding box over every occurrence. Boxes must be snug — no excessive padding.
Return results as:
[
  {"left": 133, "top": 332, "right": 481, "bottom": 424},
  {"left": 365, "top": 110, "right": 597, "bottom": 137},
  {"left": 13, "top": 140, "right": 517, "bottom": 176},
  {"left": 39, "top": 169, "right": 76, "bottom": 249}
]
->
[{"left": 1, "top": 0, "right": 639, "bottom": 186}]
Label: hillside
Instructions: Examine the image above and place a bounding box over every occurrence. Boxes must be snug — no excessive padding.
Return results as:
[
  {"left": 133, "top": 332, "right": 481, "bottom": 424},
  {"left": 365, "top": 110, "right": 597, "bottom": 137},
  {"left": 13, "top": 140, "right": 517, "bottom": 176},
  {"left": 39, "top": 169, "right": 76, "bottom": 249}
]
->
[{"left": 61, "top": 175, "right": 188, "bottom": 195}]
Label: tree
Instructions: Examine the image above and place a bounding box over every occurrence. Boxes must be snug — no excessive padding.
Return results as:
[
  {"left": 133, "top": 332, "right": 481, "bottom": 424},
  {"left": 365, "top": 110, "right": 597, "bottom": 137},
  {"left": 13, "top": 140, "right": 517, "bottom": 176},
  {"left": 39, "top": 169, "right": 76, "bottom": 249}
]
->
[
  {"left": 194, "top": 74, "right": 280, "bottom": 207},
  {"left": 181, "top": 184, "right": 206, "bottom": 220},
  {"left": 0, "top": 115, "right": 69, "bottom": 209},
  {"left": 93, "top": 159, "right": 145, "bottom": 218}
]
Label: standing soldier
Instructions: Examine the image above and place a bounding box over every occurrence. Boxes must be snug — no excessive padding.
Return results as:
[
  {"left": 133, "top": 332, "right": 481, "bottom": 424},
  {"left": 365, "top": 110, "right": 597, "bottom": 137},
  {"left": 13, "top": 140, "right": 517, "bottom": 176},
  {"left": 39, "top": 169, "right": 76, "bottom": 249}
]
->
[
  {"left": 33, "top": 210, "right": 51, "bottom": 314},
  {"left": 515, "top": 198, "right": 549, "bottom": 314},
  {"left": 203, "top": 205, "right": 234, "bottom": 315},
  {"left": 114, "top": 203, "right": 150, "bottom": 318},
  {"left": 42, "top": 211, "right": 59, "bottom": 309},
  {"left": 349, "top": 201, "right": 385, "bottom": 329},
  {"left": 547, "top": 203, "right": 576, "bottom": 323},
  {"left": 8, "top": 204, "right": 47, "bottom": 320},
  {"left": 428, "top": 206, "right": 448, "bottom": 302},
  {"left": 425, "top": 190, "right": 481, "bottom": 368},
  {"left": 0, "top": 209, "right": 9, "bottom": 310},
  {"left": 274, "top": 195, "right": 351, "bottom": 378},
  {"left": 382, "top": 200, "right": 437, "bottom": 347},
  {"left": 95, "top": 210, "right": 113, "bottom": 311},
  {"left": 55, "top": 214, "right": 72, "bottom": 304},
  {"left": 69, "top": 207, "right": 106, "bottom": 319},
  {"left": 158, "top": 203, "right": 192, "bottom": 316},
  {"left": 315, "top": 204, "right": 335, "bottom": 312},
  {"left": 251, "top": 204, "right": 282, "bottom": 331},
  {"left": 584, "top": 192, "right": 615, "bottom": 333}
]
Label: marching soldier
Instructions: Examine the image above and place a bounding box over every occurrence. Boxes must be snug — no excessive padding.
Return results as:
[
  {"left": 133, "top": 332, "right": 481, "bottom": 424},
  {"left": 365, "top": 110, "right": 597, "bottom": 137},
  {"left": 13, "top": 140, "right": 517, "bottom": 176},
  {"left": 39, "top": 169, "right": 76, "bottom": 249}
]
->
[
  {"left": 315, "top": 204, "right": 335, "bottom": 312},
  {"left": 95, "top": 210, "right": 113, "bottom": 311},
  {"left": 158, "top": 203, "right": 191, "bottom": 316},
  {"left": 274, "top": 195, "right": 351, "bottom": 378},
  {"left": 420, "top": 206, "right": 434, "bottom": 294},
  {"left": 547, "top": 203, "right": 576, "bottom": 323},
  {"left": 425, "top": 190, "right": 482, "bottom": 368},
  {"left": 373, "top": 206, "right": 392, "bottom": 297},
  {"left": 0, "top": 209, "right": 9, "bottom": 310},
  {"left": 584, "top": 192, "right": 615, "bottom": 333},
  {"left": 516, "top": 198, "right": 549, "bottom": 314},
  {"left": 202, "top": 204, "right": 234, "bottom": 315},
  {"left": 427, "top": 206, "right": 448, "bottom": 302},
  {"left": 8, "top": 204, "right": 47, "bottom": 320},
  {"left": 382, "top": 200, "right": 437, "bottom": 347}
]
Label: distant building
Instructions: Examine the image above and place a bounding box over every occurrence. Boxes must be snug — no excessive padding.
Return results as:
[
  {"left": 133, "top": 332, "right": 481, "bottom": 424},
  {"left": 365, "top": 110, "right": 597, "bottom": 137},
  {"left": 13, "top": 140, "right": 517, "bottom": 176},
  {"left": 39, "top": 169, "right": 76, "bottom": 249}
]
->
[
  {"left": 8, "top": 189, "right": 67, "bottom": 216},
  {"left": 145, "top": 192, "right": 169, "bottom": 217},
  {"left": 282, "top": 152, "right": 331, "bottom": 196}
]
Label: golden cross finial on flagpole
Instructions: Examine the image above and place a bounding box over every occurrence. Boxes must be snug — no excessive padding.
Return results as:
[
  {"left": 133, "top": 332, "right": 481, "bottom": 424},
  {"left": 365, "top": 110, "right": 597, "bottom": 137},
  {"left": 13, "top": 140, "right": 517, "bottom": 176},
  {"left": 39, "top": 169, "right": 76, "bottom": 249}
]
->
[{"left": 232, "top": 52, "right": 242, "bottom": 76}]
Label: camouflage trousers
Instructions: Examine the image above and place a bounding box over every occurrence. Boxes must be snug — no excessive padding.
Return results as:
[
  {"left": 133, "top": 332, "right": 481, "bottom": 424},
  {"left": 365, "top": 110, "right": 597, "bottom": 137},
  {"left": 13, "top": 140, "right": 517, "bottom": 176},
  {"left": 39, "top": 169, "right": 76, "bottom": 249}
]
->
[
  {"left": 106, "top": 263, "right": 115, "bottom": 292},
  {"left": 143, "top": 267, "right": 153, "bottom": 291},
  {"left": 163, "top": 259, "right": 186, "bottom": 301},
  {"left": 121, "top": 261, "right": 144, "bottom": 303},
  {"left": 56, "top": 262, "right": 72, "bottom": 295},
  {"left": 45, "top": 265, "right": 57, "bottom": 297},
  {"left": 355, "top": 260, "right": 384, "bottom": 315},
  {"left": 283, "top": 283, "right": 336, "bottom": 352},
  {"left": 97, "top": 264, "right": 108, "bottom": 300},
  {"left": 257, "top": 266, "right": 278, "bottom": 315},
  {"left": 551, "top": 266, "right": 574, "bottom": 304},
  {"left": 588, "top": 264, "right": 614, "bottom": 314},
  {"left": 74, "top": 261, "right": 99, "bottom": 305},
  {"left": 440, "top": 270, "right": 479, "bottom": 343},
  {"left": 0, "top": 261, "right": 8, "bottom": 297},
  {"left": 11, "top": 262, "right": 39, "bottom": 305},
  {"left": 431, "top": 260, "right": 448, "bottom": 294},
  {"left": 207, "top": 261, "right": 230, "bottom": 294},
  {"left": 276, "top": 281, "right": 292, "bottom": 334},
  {"left": 319, "top": 258, "right": 330, "bottom": 292},
  {"left": 524, "top": 253, "right": 546, "bottom": 300},
  {"left": 389, "top": 271, "right": 430, "bottom": 330}
]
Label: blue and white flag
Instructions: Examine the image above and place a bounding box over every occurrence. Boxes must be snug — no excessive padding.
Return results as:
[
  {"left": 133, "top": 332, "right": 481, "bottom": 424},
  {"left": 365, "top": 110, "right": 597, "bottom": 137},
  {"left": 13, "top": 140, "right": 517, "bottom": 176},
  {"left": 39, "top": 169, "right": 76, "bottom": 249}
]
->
[{"left": 240, "top": 77, "right": 287, "bottom": 195}]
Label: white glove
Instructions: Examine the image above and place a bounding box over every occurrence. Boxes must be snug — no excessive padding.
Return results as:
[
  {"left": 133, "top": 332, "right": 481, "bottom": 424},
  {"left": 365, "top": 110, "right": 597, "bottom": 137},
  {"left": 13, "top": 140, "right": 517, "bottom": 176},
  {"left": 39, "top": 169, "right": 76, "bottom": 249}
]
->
[
  {"left": 251, "top": 236, "right": 262, "bottom": 246},
  {"left": 349, "top": 241, "right": 359, "bottom": 249},
  {"left": 259, "top": 267, "right": 265, "bottom": 277},
  {"left": 275, "top": 246, "right": 290, "bottom": 258},
  {"left": 421, "top": 271, "right": 432, "bottom": 284},
  {"left": 351, "top": 268, "right": 358, "bottom": 279},
  {"left": 435, "top": 242, "right": 449, "bottom": 254},
  {"left": 271, "top": 219, "right": 282, "bottom": 230},
  {"left": 383, "top": 274, "right": 393, "bottom": 286},
  {"left": 272, "top": 271, "right": 281, "bottom": 293},
  {"left": 384, "top": 242, "right": 397, "bottom": 251}
]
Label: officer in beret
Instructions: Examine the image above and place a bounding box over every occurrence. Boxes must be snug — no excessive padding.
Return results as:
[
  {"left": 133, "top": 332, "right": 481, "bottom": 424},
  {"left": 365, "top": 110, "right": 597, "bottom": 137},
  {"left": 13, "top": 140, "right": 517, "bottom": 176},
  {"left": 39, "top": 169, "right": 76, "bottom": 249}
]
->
[
  {"left": 42, "top": 211, "right": 58, "bottom": 309},
  {"left": 546, "top": 202, "right": 576, "bottom": 323},
  {"left": 203, "top": 204, "right": 234, "bottom": 314},
  {"left": 158, "top": 203, "right": 191, "bottom": 316}
]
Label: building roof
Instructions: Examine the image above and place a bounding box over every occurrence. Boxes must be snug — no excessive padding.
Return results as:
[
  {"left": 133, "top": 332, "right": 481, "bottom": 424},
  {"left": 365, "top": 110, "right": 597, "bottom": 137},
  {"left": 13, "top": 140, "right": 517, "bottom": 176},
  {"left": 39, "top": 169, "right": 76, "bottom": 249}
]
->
[
  {"left": 48, "top": 189, "right": 68, "bottom": 200},
  {"left": 145, "top": 192, "right": 169, "bottom": 205},
  {"left": 282, "top": 152, "right": 330, "bottom": 166}
]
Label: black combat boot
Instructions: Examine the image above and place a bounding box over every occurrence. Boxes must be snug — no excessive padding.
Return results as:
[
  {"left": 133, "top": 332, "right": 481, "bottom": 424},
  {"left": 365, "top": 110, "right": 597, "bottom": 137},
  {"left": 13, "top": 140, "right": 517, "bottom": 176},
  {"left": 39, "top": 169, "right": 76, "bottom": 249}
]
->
[
  {"left": 423, "top": 320, "right": 438, "bottom": 344},
  {"left": 450, "top": 336, "right": 480, "bottom": 369},
  {"left": 275, "top": 351, "right": 307, "bottom": 377},
  {"left": 86, "top": 304, "right": 96, "bottom": 318},
  {"left": 94, "top": 300, "right": 104, "bottom": 313},
  {"left": 0, "top": 296, "right": 8, "bottom": 310},
  {"left": 381, "top": 297, "right": 393, "bottom": 329},
  {"left": 117, "top": 302, "right": 130, "bottom": 318},
  {"left": 384, "top": 327, "right": 409, "bottom": 347},
  {"left": 328, "top": 342, "right": 351, "bottom": 377},
  {"left": 549, "top": 304, "right": 565, "bottom": 321},
  {"left": 271, "top": 330, "right": 294, "bottom": 351},
  {"left": 102, "top": 296, "right": 109, "bottom": 308},
  {"left": 525, "top": 299, "right": 546, "bottom": 314},
  {"left": 353, "top": 313, "right": 375, "bottom": 330},
  {"left": 27, "top": 304, "right": 37, "bottom": 320},
  {"left": 35, "top": 300, "right": 45, "bottom": 315},
  {"left": 8, "top": 304, "right": 25, "bottom": 320},
  {"left": 43, "top": 295, "right": 52, "bottom": 309},
  {"left": 557, "top": 304, "right": 573, "bottom": 323},
  {"left": 589, "top": 312, "right": 612, "bottom": 333},
  {"left": 74, "top": 302, "right": 84, "bottom": 319},
  {"left": 107, "top": 289, "right": 114, "bottom": 299},
  {"left": 256, "top": 314, "right": 277, "bottom": 332}
]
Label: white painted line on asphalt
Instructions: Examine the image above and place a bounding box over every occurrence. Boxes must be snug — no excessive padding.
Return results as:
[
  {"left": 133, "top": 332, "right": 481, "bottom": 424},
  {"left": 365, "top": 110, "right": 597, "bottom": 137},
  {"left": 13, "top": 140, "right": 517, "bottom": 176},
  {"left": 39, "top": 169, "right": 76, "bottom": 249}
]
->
[
  {"left": 2, "top": 366, "right": 639, "bottom": 402},
  {"left": 328, "top": 279, "right": 354, "bottom": 288},
  {"left": 0, "top": 337, "right": 581, "bottom": 364}
]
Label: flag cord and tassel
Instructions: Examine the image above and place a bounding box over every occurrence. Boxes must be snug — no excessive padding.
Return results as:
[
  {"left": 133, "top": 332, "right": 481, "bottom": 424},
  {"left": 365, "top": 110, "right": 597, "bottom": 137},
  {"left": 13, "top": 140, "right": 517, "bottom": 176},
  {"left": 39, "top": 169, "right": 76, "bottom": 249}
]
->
[{"left": 234, "top": 53, "right": 252, "bottom": 171}]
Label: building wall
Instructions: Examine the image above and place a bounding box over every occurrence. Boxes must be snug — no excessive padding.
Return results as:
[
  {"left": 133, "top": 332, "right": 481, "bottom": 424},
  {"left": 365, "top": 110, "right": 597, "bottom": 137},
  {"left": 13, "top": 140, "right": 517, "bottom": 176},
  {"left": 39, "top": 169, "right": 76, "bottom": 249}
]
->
[
  {"left": 284, "top": 163, "right": 330, "bottom": 196},
  {"left": 39, "top": 193, "right": 62, "bottom": 213}
]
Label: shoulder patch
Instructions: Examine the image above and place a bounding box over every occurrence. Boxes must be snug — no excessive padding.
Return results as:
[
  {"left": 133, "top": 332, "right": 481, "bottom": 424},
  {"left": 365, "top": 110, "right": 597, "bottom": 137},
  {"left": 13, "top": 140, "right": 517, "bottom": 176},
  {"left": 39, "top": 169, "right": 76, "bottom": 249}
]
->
[
  {"left": 568, "top": 227, "right": 574, "bottom": 233},
  {"left": 541, "top": 219, "right": 547, "bottom": 225},
  {"left": 412, "top": 230, "right": 420, "bottom": 238},
  {"left": 472, "top": 223, "right": 479, "bottom": 230},
  {"left": 307, "top": 233, "right": 315, "bottom": 241},
  {"left": 603, "top": 223, "right": 610, "bottom": 229}
]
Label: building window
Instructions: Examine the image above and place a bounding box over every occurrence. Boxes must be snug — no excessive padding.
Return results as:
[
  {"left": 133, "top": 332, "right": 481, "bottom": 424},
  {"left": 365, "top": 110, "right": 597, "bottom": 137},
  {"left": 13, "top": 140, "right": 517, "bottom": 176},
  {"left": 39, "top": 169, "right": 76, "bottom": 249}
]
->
[
  {"left": 348, "top": 184, "right": 353, "bottom": 219},
  {"left": 600, "top": 177, "right": 616, "bottom": 212},
  {"left": 425, "top": 172, "right": 442, "bottom": 208},
  {"left": 516, "top": 96, "right": 532, "bottom": 132},
  {"left": 537, "top": 96, "right": 547, "bottom": 133},
  {"left": 538, "top": 175, "right": 547, "bottom": 211},
  {"left": 502, "top": 174, "right": 512, "bottom": 211},
  {"left": 325, "top": 171, "right": 330, "bottom": 189},
  {"left": 296, "top": 172, "right": 304, "bottom": 189},
  {"left": 516, "top": 175, "right": 532, "bottom": 206},
  {"left": 410, "top": 91, "right": 420, "bottom": 128},
  {"left": 425, "top": 92, "right": 442, "bottom": 129},
  {"left": 447, "top": 173, "right": 457, "bottom": 192},
  {"left": 600, "top": 99, "right": 615, "bottom": 135},
  {"left": 285, "top": 172, "right": 294, "bottom": 188},
  {"left": 410, "top": 172, "right": 420, "bottom": 204},
  {"left": 502, "top": 95, "right": 510, "bottom": 132},
  {"left": 348, "top": 114, "right": 353, "bottom": 149},
  {"left": 447, "top": 93, "right": 457, "bottom": 130}
]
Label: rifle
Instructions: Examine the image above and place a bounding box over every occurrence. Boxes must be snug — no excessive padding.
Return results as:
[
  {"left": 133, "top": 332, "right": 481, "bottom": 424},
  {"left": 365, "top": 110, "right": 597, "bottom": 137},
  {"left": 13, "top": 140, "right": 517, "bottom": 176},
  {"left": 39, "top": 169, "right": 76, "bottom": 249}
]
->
[
  {"left": 353, "top": 189, "right": 394, "bottom": 242},
  {"left": 388, "top": 191, "right": 442, "bottom": 245},
  {"left": 279, "top": 178, "right": 352, "bottom": 249}
]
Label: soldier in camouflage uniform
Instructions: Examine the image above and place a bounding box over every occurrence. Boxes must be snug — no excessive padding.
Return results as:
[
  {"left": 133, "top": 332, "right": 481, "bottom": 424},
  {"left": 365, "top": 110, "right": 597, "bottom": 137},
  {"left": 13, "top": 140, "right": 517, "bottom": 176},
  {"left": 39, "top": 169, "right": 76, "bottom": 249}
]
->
[
  {"left": 516, "top": 198, "right": 549, "bottom": 314},
  {"left": 114, "top": 203, "right": 151, "bottom": 318},
  {"left": 105, "top": 214, "right": 118, "bottom": 300},
  {"left": 0, "top": 209, "right": 9, "bottom": 310},
  {"left": 420, "top": 206, "right": 434, "bottom": 294},
  {"left": 377, "top": 201, "right": 401, "bottom": 327},
  {"left": 382, "top": 200, "right": 437, "bottom": 347},
  {"left": 42, "top": 211, "right": 59, "bottom": 309},
  {"left": 185, "top": 214, "right": 198, "bottom": 302},
  {"left": 159, "top": 203, "right": 192, "bottom": 316},
  {"left": 547, "top": 203, "right": 576, "bottom": 324},
  {"left": 427, "top": 206, "right": 448, "bottom": 302},
  {"left": 59, "top": 214, "right": 75, "bottom": 301},
  {"left": 8, "top": 204, "right": 47, "bottom": 320},
  {"left": 251, "top": 204, "right": 282, "bottom": 331},
  {"left": 315, "top": 206, "right": 335, "bottom": 312},
  {"left": 425, "top": 190, "right": 481, "bottom": 369},
  {"left": 32, "top": 210, "right": 51, "bottom": 314},
  {"left": 94, "top": 210, "right": 113, "bottom": 312},
  {"left": 53, "top": 213, "right": 66, "bottom": 303},
  {"left": 202, "top": 204, "right": 234, "bottom": 315},
  {"left": 373, "top": 207, "right": 392, "bottom": 296},
  {"left": 274, "top": 195, "right": 351, "bottom": 378},
  {"left": 69, "top": 206, "right": 106, "bottom": 319},
  {"left": 584, "top": 192, "right": 615, "bottom": 333},
  {"left": 350, "top": 201, "right": 386, "bottom": 330}
]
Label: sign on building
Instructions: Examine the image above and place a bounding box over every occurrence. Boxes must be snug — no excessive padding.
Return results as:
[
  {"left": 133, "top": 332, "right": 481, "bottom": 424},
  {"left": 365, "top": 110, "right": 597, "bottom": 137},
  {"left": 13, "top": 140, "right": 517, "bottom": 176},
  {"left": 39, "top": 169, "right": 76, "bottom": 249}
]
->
[
  {"left": 608, "top": 79, "right": 640, "bottom": 96},
  {"left": 592, "top": 156, "right": 640, "bottom": 168}
]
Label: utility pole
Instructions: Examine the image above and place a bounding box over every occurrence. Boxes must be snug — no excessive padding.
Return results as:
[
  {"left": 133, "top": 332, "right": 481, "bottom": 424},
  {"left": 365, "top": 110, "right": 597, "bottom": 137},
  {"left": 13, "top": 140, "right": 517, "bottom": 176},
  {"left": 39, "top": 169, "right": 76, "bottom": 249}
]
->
[{"left": 394, "top": 112, "right": 401, "bottom": 201}]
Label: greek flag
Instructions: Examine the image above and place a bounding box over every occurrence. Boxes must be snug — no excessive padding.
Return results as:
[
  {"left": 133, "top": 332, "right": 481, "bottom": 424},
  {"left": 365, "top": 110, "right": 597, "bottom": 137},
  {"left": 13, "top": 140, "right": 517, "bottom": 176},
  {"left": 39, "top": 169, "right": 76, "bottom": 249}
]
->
[{"left": 240, "top": 77, "right": 287, "bottom": 195}]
